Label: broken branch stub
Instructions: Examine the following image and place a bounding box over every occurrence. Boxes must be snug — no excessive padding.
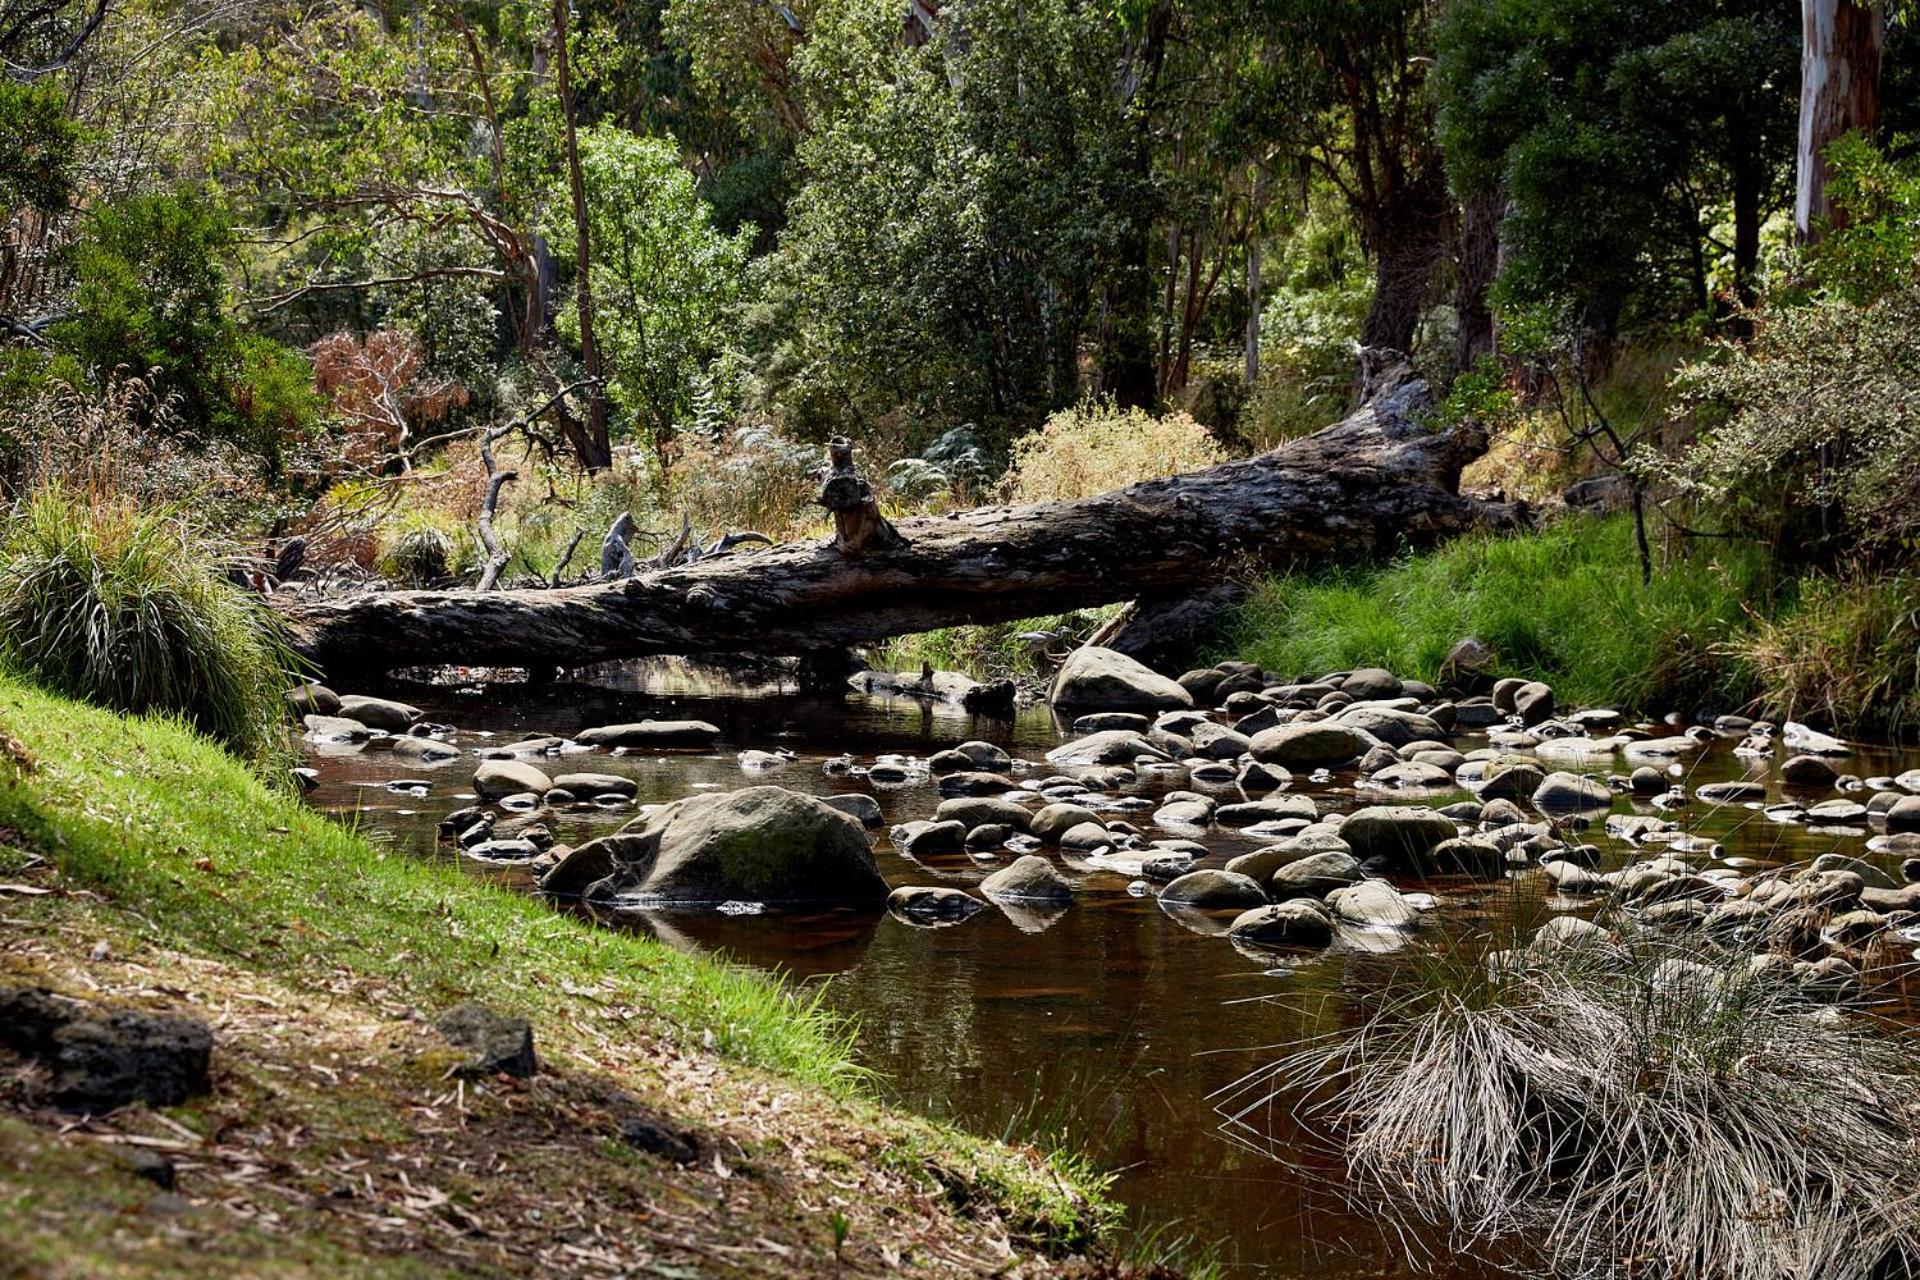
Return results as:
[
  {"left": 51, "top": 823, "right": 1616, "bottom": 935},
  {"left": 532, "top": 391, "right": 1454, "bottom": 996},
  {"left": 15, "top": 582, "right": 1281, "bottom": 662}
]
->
[{"left": 815, "top": 437, "right": 905, "bottom": 555}]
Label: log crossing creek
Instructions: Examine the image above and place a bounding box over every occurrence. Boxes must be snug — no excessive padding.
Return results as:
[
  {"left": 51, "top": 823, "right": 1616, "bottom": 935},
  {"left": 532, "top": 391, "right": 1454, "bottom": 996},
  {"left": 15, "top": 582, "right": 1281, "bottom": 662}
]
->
[{"left": 297, "top": 661, "right": 1920, "bottom": 1276}]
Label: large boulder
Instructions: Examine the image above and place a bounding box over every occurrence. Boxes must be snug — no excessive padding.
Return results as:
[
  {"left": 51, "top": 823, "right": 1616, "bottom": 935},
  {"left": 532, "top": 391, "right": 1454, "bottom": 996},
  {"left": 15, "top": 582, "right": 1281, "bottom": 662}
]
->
[
  {"left": 0, "top": 988, "right": 212, "bottom": 1112},
  {"left": 575, "top": 720, "right": 723, "bottom": 750},
  {"left": 539, "top": 786, "right": 885, "bottom": 908},
  {"left": 1050, "top": 646, "right": 1193, "bottom": 712},
  {"left": 1248, "top": 722, "right": 1371, "bottom": 768},
  {"left": 1338, "top": 805, "right": 1459, "bottom": 866}
]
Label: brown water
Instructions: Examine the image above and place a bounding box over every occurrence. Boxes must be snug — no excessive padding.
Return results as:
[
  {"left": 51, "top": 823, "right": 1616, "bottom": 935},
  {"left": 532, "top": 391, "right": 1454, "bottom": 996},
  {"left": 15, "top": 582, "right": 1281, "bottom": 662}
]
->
[{"left": 301, "top": 662, "right": 1920, "bottom": 1276}]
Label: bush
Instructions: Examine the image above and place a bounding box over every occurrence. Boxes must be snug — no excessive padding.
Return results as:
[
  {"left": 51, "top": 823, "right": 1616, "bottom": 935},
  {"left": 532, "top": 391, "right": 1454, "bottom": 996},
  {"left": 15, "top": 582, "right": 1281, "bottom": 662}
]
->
[
  {"left": 670, "top": 424, "right": 823, "bottom": 542},
  {"left": 375, "top": 513, "right": 471, "bottom": 586},
  {"left": 1226, "top": 925, "right": 1920, "bottom": 1280},
  {"left": 1217, "top": 516, "right": 1773, "bottom": 711},
  {"left": 1005, "top": 402, "right": 1229, "bottom": 504},
  {"left": 0, "top": 490, "right": 299, "bottom": 763}
]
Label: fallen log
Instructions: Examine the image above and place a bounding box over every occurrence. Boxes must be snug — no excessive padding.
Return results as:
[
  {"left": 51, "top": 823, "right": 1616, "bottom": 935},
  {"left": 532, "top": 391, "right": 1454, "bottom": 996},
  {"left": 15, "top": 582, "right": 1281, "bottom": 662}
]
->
[{"left": 278, "top": 363, "right": 1526, "bottom": 677}]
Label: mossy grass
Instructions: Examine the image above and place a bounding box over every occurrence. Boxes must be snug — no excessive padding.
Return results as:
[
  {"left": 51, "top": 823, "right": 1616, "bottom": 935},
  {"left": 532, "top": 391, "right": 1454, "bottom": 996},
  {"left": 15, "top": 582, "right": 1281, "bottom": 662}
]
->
[
  {"left": 0, "top": 488, "right": 300, "bottom": 763},
  {"left": 0, "top": 674, "right": 1114, "bottom": 1248},
  {"left": 1217, "top": 515, "right": 1778, "bottom": 712}
]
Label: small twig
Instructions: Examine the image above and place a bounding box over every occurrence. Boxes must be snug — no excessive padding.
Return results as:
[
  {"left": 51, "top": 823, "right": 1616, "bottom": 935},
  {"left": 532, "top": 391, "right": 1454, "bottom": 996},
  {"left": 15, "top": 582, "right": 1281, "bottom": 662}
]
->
[{"left": 550, "top": 527, "right": 585, "bottom": 587}]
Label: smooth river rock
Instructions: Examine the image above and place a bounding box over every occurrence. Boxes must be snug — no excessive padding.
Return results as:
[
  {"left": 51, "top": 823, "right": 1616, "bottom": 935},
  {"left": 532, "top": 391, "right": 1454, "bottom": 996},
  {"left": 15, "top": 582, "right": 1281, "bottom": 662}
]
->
[{"left": 1050, "top": 646, "right": 1193, "bottom": 712}]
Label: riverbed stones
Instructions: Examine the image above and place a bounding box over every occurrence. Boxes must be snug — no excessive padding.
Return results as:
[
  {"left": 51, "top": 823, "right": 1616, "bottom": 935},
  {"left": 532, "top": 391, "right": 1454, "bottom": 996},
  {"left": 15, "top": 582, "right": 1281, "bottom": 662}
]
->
[
  {"left": 1268, "top": 850, "right": 1365, "bottom": 899},
  {"left": 549, "top": 786, "right": 886, "bottom": 907},
  {"left": 1189, "top": 722, "right": 1251, "bottom": 760},
  {"left": 1022, "top": 801, "right": 1100, "bottom": 842},
  {"left": 1045, "top": 730, "right": 1167, "bottom": 767},
  {"left": 936, "top": 771, "right": 1017, "bottom": 797},
  {"left": 1512, "top": 681, "right": 1556, "bottom": 726},
  {"left": 1059, "top": 821, "right": 1118, "bottom": 853},
  {"left": 1338, "top": 667, "right": 1404, "bottom": 701},
  {"left": 1783, "top": 721, "right": 1850, "bottom": 756},
  {"left": 389, "top": 735, "right": 460, "bottom": 763},
  {"left": 1248, "top": 722, "right": 1369, "bottom": 768},
  {"left": 1478, "top": 757, "right": 1546, "bottom": 801},
  {"left": 285, "top": 682, "right": 341, "bottom": 716},
  {"left": 935, "top": 796, "right": 1031, "bottom": 833},
  {"left": 575, "top": 720, "right": 723, "bottom": 750},
  {"left": 0, "top": 988, "right": 213, "bottom": 1112},
  {"left": 1336, "top": 705, "right": 1445, "bottom": 748},
  {"left": 980, "top": 855, "right": 1075, "bottom": 904},
  {"left": 888, "top": 886, "right": 985, "bottom": 925},
  {"left": 1215, "top": 795, "right": 1318, "bottom": 828},
  {"left": 1337, "top": 805, "right": 1459, "bottom": 866},
  {"left": 336, "top": 694, "right": 423, "bottom": 732},
  {"left": 1051, "top": 646, "right": 1193, "bottom": 711},
  {"left": 1531, "top": 771, "right": 1613, "bottom": 815},
  {"left": 1159, "top": 869, "right": 1268, "bottom": 910},
  {"left": 900, "top": 820, "right": 968, "bottom": 858},
  {"left": 1780, "top": 754, "right": 1840, "bottom": 787},
  {"left": 820, "top": 793, "right": 883, "bottom": 827},
  {"left": 552, "top": 772, "right": 639, "bottom": 799},
  {"left": 473, "top": 759, "right": 553, "bottom": 799},
  {"left": 1326, "top": 879, "right": 1421, "bottom": 928},
  {"left": 1228, "top": 900, "right": 1335, "bottom": 947},
  {"left": 304, "top": 714, "right": 373, "bottom": 744},
  {"left": 1887, "top": 795, "right": 1920, "bottom": 834}
]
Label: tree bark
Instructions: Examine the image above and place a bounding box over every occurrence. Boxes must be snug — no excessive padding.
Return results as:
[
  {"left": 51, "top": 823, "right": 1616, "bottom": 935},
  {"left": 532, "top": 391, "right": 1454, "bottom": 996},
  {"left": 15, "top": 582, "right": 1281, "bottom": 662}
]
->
[
  {"left": 1454, "top": 189, "right": 1500, "bottom": 370},
  {"left": 278, "top": 364, "right": 1523, "bottom": 677},
  {"left": 553, "top": 0, "right": 612, "bottom": 470},
  {"left": 1796, "top": 0, "right": 1883, "bottom": 244}
]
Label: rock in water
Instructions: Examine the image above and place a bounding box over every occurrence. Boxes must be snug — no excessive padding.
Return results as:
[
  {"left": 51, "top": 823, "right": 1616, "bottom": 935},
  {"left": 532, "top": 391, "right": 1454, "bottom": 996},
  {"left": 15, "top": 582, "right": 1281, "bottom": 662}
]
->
[
  {"left": 888, "top": 886, "right": 986, "bottom": 925},
  {"left": 1159, "top": 869, "right": 1268, "bottom": 910},
  {"left": 1338, "top": 806, "right": 1459, "bottom": 866},
  {"left": 1531, "top": 771, "right": 1613, "bottom": 815},
  {"left": 473, "top": 759, "right": 553, "bottom": 799},
  {"left": 1228, "top": 901, "right": 1335, "bottom": 947},
  {"left": 575, "top": 720, "right": 723, "bottom": 750},
  {"left": 336, "top": 694, "right": 423, "bottom": 731},
  {"left": 434, "top": 1002, "right": 538, "bottom": 1078},
  {"left": 980, "top": 855, "right": 1076, "bottom": 904},
  {"left": 1050, "top": 646, "right": 1193, "bottom": 712},
  {"left": 542, "top": 786, "right": 887, "bottom": 908},
  {"left": 1247, "top": 722, "right": 1370, "bottom": 767},
  {"left": 1326, "top": 879, "right": 1422, "bottom": 928}
]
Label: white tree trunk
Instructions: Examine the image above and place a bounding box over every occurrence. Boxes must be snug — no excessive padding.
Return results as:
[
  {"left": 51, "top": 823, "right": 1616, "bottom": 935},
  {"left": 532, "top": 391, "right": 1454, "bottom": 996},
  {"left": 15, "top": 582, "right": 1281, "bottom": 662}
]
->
[{"left": 1797, "top": 0, "right": 1883, "bottom": 243}]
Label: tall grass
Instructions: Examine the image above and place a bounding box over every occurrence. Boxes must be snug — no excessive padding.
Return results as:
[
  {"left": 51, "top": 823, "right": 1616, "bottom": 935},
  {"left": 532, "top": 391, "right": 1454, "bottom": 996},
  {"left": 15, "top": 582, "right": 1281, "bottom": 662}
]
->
[
  {"left": 1737, "top": 572, "right": 1920, "bottom": 738},
  {"left": 0, "top": 489, "right": 299, "bottom": 762},
  {"left": 1217, "top": 516, "right": 1777, "bottom": 710},
  {"left": 1220, "top": 923, "right": 1920, "bottom": 1280}
]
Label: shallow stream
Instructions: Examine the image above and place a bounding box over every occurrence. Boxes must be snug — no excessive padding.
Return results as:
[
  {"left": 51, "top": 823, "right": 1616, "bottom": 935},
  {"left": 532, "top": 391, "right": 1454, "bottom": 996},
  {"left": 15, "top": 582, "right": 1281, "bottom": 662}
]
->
[{"left": 299, "top": 661, "right": 1920, "bottom": 1276}]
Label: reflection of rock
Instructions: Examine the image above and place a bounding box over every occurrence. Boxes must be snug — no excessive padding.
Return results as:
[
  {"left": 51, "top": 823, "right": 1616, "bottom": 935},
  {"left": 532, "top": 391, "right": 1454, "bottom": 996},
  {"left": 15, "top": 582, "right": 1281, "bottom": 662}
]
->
[
  {"left": 992, "top": 898, "right": 1069, "bottom": 934},
  {"left": 1156, "top": 900, "right": 1234, "bottom": 937},
  {"left": 888, "top": 886, "right": 985, "bottom": 926},
  {"left": 611, "top": 906, "right": 882, "bottom": 979}
]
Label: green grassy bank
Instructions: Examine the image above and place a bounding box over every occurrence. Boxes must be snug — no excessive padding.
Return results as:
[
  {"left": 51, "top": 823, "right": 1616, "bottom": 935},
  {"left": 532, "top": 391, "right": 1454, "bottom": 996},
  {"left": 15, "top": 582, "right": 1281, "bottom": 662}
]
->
[
  {"left": 0, "top": 675, "right": 1118, "bottom": 1275},
  {"left": 1215, "top": 515, "right": 1920, "bottom": 735}
]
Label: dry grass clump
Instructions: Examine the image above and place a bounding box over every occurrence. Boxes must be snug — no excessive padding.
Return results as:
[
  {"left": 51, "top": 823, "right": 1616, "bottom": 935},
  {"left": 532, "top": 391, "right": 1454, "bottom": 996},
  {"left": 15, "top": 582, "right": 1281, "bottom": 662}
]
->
[
  {"left": 1734, "top": 573, "right": 1920, "bottom": 739},
  {"left": 1220, "top": 930, "right": 1920, "bottom": 1280},
  {"left": 1004, "top": 401, "right": 1230, "bottom": 504}
]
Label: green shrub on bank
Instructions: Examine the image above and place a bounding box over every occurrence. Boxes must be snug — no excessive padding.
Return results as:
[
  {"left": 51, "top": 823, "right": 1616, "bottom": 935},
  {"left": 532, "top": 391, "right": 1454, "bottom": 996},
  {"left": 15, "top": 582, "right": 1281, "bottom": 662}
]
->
[
  {"left": 1218, "top": 516, "right": 1775, "bottom": 712},
  {"left": 0, "top": 489, "right": 298, "bottom": 761}
]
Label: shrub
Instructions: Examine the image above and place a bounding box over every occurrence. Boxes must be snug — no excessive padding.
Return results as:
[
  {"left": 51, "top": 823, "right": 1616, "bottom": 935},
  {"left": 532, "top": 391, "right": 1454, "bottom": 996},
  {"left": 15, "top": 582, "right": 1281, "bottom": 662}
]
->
[
  {"left": 1224, "top": 925, "right": 1920, "bottom": 1280},
  {"left": 670, "top": 424, "right": 823, "bottom": 542},
  {"left": 375, "top": 513, "right": 472, "bottom": 586},
  {"left": 1005, "top": 402, "right": 1229, "bottom": 504},
  {"left": 0, "top": 490, "right": 299, "bottom": 763}
]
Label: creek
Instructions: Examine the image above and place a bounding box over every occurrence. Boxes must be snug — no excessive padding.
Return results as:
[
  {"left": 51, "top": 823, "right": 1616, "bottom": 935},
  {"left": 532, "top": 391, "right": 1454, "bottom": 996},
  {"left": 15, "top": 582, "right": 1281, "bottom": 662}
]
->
[{"left": 298, "top": 660, "right": 1920, "bottom": 1276}]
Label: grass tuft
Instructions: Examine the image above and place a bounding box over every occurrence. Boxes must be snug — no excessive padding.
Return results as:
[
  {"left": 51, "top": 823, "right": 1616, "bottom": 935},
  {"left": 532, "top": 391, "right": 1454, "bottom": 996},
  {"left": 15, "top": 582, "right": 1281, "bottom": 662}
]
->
[
  {"left": 1222, "top": 922, "right": 1920, "bottom": 1280},
  {"left": 0, "top": 488, "right": 300, "bottom": 763},
  {"left": 1735, "top": 571, "right": 1920, "bottom": 738}
]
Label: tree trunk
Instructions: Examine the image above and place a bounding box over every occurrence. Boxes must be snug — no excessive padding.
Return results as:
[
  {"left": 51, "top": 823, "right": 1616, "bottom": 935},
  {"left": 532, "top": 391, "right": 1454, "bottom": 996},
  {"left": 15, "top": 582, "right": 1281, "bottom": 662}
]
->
[
  {"left": 1796, "top": 0, "right": 1883, "bottom": 244},
  {"left": 1244, "top": 225, "right": 1262, "bottom": 387},
  {"left": 553, "top": 0, "right": 612, "bottom": 470},
  {"left": 278, "top": 364, "right": 1524, "bottom": 677},
  {"left": 1454, "top": 189, "right": 1500, "bottom": 370}
]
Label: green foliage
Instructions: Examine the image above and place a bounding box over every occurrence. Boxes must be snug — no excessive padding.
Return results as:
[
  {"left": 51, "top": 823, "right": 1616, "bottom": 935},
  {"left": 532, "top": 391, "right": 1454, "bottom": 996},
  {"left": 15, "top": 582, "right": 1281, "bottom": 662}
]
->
[
  {"left": 1662, "top": 282, "right": 1920, "bottom": 557},
  {"left": 1811, "top": 132, "right": 1920, "bottom": 302},
  {"left": 1435, "top": 0, "right": 1798, "bottom": 326},
  {"left": 0, "top": 490, "right": 300, "bottom": 763},
  {"left": 1218, "top": 516, "right": 1773, "bottom": 711},
  {"left": 550, "top": 127, "right": 750, "bottom": 460},
  {"left": 0, "top": 80, "right": 81, "bottom": 221},
  {"left": 764, "top": 0, "right": 1139, "bottom": 441},
  {"left": 52, "top": 190, "right": 319, "bottom": 467}
]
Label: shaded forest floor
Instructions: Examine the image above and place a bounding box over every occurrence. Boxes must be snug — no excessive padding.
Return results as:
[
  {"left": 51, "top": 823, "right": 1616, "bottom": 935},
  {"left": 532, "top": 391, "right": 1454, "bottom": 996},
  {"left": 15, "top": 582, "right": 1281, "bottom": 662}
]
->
[{"left": 0, "top": 677, "right": 1124, "bottom": 1278}]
